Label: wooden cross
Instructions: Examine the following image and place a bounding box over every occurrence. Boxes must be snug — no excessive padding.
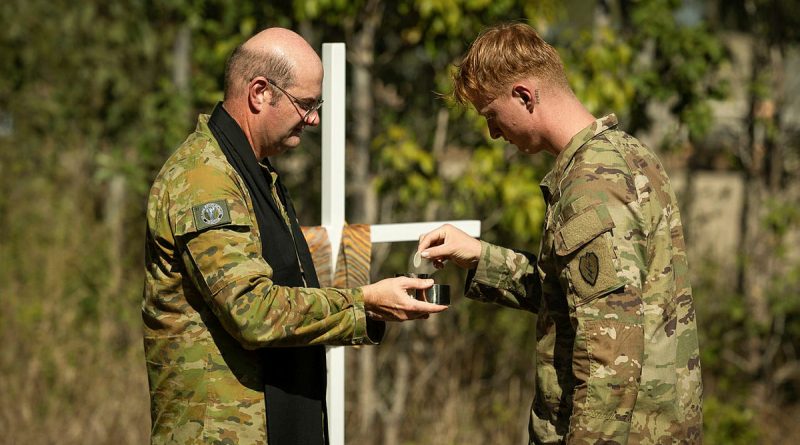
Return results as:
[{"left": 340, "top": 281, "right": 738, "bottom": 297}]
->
[{"left": 319, "top": 43, "right": 481, "bottom": 445}]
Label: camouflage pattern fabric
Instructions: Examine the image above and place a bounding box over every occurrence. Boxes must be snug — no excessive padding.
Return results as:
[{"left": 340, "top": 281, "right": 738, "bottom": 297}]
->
[
  {"left": 142, "top": 114, "right": 378, "bottom": 444},
  {"left": 467, "top": 114, "right": 702, "bottom": 444}
]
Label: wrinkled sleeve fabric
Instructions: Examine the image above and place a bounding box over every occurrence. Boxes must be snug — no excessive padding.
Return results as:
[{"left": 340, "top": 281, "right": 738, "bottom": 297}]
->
[
  {"left": 168, "top": 160, "right": 377, "bottom": 350},
  {"left": 464, "top": 240, "right": 541, "bottom": 313},
  {"left": 555, "top": 151, "right": 646, "bottom": 444}
]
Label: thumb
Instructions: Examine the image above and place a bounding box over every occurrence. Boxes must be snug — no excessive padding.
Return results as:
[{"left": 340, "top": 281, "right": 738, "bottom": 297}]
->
[
  {"left": 421, "top": 244, "right": 451, "bottom": 261},
  {"left": 418, "top": 227, "right": 447, "bottom": 251}
]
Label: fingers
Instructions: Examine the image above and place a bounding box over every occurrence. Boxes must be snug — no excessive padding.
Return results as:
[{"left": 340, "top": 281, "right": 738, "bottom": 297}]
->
[
  {"left": 419, "top": 244, "right": 451, "bottom": 261},
  {"left": 417, "top": 224, "right": 450, "bottom": 252},
  {"left": 416, "top": 231, "right": 440, "bottom": 252},
  {"left": 417, "top": 223, "right": 470, "bottom": 261},
  {"left": 406, "top": 300, "right": 448, "bottom": 313},
  {"left": 401, "top": 277, "right": 434, "bottom": 290},
  {"left": 419, "top": 225, "right": 481, "bottom": 270},
  {"left": 362, "top": 275, "right": 448, "bottom": 322},
  {"left": 398, "top": 285, "right": 447, "bottom": 314}
]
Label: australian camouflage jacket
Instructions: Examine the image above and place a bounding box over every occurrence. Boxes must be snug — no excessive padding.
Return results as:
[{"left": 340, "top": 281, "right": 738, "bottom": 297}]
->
[
  {"left": 142, "top": 114, "right": 378, "bottom": 444},
  {"left": 467, "top": 115, "right": 703, "bottom": 444}
]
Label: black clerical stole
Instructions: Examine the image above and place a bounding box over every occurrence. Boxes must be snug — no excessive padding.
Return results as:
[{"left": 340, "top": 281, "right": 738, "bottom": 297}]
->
[{"left": 209, "top": 103, "right": 327, "bottom": 445}]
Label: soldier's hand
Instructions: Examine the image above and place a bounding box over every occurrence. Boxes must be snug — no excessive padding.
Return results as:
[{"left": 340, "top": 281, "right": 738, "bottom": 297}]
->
[
  {"left": 417, "top": 223, "right": 481, "bottom": 269},
  {"left": 361, "top": 276, "right": 447, "bottom": 321}
]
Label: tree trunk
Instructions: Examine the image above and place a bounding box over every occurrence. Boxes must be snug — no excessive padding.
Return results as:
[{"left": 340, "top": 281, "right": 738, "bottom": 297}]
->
[
  {"left": 347, "top": 2, "right": 384, "bottom": 442},
  {"left": 383, "top": 325, "right": 411, "bottom": 445},
  {"left": 737, "top": 32, "right": 786, "bottom": 410},
  {"left": 349, "top": 0, "right": 382, "bottom": 225}
]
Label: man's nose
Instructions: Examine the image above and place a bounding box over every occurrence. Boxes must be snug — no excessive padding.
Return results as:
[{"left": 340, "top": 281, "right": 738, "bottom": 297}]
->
[{"left": 304, "top": 110, "right": 321, "bottom": 126}]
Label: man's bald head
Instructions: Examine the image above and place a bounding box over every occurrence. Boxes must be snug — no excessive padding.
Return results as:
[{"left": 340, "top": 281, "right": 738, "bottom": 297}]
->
[{"left": 223, "top": 28, "right": 321, "bottom": 103}]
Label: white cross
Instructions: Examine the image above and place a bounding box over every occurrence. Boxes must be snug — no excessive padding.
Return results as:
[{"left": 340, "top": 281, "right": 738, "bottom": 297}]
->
[{"left": 320, "top": 43, "right": 481, "bottom": 445}]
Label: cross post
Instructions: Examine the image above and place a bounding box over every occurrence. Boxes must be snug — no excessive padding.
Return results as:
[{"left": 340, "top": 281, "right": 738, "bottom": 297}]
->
[{"left": 321, "top": 43, "right": 480, "bottom": 445}]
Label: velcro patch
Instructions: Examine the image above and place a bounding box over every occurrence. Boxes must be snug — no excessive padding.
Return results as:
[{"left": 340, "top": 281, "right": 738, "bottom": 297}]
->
[
  {"left": 192, "top": 199, "right": 232, "bottom": 230},
  {"left": 568, "top": 234, "right": 626, "bottom": 305}
]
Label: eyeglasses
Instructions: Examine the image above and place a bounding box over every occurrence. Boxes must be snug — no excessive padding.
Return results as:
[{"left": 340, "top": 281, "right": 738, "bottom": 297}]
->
[{"left": 267, "top": 78, "right": 324, "bottom": 123}]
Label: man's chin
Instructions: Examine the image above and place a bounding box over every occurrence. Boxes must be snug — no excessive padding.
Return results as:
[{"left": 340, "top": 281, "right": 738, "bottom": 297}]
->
[{"left": 281, "top": 135, "right": 302, "bottom": 150}]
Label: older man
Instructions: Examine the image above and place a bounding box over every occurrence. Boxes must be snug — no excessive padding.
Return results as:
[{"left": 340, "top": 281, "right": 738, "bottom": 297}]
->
[
  {"left": 143, "top": 28, "right": 446, "bottom": 445},
  {"left": 419, "top": 23, "right": 702, "bottom": 444}
]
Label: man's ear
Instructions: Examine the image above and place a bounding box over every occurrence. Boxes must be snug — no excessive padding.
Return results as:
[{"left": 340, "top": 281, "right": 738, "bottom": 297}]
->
[
  {"left": 512, "top": 84, "right": 536, "bottom": 113},
  {"left": 248, "top": 77, "right": 269, "bottom": 112}
]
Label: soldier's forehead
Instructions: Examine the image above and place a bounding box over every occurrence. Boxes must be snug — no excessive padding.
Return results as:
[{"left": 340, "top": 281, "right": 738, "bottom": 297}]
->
[{"left": 475, "top": 97, "right": 497, "bottom": 116}]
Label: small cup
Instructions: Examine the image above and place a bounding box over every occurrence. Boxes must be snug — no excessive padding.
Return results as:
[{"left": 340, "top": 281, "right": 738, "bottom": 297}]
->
[
  {"left": 416, "top": 283, "right": 450, "bottom": 305},
  {"left": 396, "top": 273, "right": 450, "bottom": 305}
]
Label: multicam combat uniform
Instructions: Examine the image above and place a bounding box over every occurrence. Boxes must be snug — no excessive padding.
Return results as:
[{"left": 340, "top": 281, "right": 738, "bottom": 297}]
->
[
  {"left": 467, "top": 115, "right": 702, "bottom": 444},
  {"left": 143, "top": 113, "right": 377, "bottom": 444}
]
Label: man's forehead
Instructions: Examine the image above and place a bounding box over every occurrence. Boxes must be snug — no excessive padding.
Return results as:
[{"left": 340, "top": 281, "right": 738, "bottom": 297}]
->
[
  {"left": 471, "top": 87, "right": 506, "bottom": 112},
  {"left": 293, "top": 67, "right": 323, "bottom": 96},
  {"left": 471, "top": 80, "right": 521, "bottom": 112},
  {"left": 474, "top": 96, "right": 496, "bottom": 115}
]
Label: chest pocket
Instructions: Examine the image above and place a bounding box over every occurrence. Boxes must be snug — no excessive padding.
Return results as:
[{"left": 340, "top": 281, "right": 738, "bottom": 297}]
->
[{"left": 555, "top": 205, "right": 626, "bottom": 306}]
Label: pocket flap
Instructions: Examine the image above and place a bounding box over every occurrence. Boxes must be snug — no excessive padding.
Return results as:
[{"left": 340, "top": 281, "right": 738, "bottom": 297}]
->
[{"left": 555, "top": 206, "right": 615, "bottom": 256}]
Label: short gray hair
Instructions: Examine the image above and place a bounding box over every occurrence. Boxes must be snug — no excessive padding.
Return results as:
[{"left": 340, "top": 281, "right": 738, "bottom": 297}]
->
[{"left": 223, "top": 45, "right": 294, "bottom": 104}]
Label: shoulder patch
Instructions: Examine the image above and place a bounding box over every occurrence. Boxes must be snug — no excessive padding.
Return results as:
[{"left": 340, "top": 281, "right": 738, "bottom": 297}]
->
[
  {"left": 192, "top": 200, "right": 232, "bottom": 230},
  {"left": 579, "top": 251, "right": 599, "bottom": 286}
]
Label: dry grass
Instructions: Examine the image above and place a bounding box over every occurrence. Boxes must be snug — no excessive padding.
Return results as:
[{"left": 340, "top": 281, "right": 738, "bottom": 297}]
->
[{"left": 0, "top": 147, "right": 149, "bottom": 443}]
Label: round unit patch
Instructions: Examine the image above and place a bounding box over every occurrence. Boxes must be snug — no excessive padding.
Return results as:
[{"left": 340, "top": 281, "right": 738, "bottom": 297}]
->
[{"left": 200, "top": 202, "right": 224, "bottom": 225}]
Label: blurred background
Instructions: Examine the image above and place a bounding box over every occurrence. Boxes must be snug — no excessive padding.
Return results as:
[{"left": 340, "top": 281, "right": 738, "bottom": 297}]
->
[{"left": 2, "top": 0, "right": 799, "bottom": 443}]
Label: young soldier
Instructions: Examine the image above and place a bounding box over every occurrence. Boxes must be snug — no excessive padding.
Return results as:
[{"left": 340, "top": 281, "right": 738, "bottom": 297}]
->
[{"left": 419, "top": 23, "right": 702, "bottom": 444}]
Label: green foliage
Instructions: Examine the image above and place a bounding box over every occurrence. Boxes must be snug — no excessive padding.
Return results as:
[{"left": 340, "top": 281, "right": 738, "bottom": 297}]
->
[
  {"left": 562, "top": 26, "right": 637, "bottom": 116},
  {"left": 561, "top": 0, "right": 728, "bottom": 145},
  {"left": 695, "top": 191, "right": 800, "bottom": 429},
  {"left": 764, "top": 197, "right": 800, "bottom": 238},
  {"left": 2, "top": 0, "right": 799, "bottom": 443},
  {"left": 293, "top": 0, "right": 355, "bottom": 22},
  {"left": 629, "top": 0, "right": 728, "bottom": 139},
  {"left": 452, "top": 141, "right": 546, "bottom": 246},
  {"left": 374, "top": 123, "right": 443, "bottom": 207},
  {"left": 703, "top": 396, "right": 761, "bottom": 444}
]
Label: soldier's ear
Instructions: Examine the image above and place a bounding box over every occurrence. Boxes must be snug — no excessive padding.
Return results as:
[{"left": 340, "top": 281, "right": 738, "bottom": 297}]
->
[
  {"left": 248, "top": 77, "right": 269, "bottom": 112},
  {"left": 512, "top": 85, "right": 535, "bottom": 113}
]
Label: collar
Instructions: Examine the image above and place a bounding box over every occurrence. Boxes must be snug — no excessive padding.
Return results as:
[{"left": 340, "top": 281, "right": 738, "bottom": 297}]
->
[
  {"left": 210, "top": 103, "right": 253, "bottom": 159},
  {"left": 208, "top": 102, "right": 276, "bottom": 185},
  {"left": 539, "top": 113, "right": 618, "bottom": 202}
]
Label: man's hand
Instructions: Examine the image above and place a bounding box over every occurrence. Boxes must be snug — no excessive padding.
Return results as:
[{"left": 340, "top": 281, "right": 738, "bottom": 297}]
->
[
  {"left": 361, "top": 276, "right": 447, "bottom": 321},
  {"left": 417, "top": 223, "right": 481, "bottom": 269}
]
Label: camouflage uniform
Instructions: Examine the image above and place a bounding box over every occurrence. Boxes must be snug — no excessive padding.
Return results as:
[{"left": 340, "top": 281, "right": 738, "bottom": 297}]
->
[
  {"left": 467, "top": 115, "right": 702, "bottom": 444},
  {"left": 143, "top": 114, "right": 377, "bottom": 444}
]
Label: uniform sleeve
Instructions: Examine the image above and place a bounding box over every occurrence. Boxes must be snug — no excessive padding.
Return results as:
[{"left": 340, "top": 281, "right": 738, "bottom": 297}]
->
[
  {"left": 553, "top": 149, "right": 646, "bottom": 443},
  {"left": 464, "top": 240, "right": 541, "bottom": 313},
  {"left": 170, "top": 162, "right": 377, "bottom": 350}
]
